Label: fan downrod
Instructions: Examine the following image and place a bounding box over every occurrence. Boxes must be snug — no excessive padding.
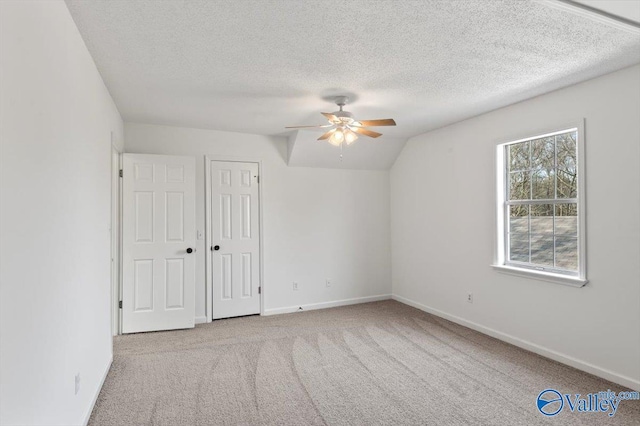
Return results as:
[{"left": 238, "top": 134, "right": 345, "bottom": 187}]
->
[{"left": 334, "top": 96, "right": 349, "bottom": 110}]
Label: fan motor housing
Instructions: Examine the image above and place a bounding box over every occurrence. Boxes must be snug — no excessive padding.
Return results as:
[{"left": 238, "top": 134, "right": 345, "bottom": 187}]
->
[{"left": 332, "top": 110, "right": 354, "bottom": 123}]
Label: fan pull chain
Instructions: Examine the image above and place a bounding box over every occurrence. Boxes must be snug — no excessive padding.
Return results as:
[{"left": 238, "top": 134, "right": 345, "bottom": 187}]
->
[{"left": 340, "top": 142, "right": 343, "bottom": 161}]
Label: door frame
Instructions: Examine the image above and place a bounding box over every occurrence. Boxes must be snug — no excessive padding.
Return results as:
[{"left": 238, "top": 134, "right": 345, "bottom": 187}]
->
[
  {"left": 110, "top": 141, "right": 122, "bottom": 336},
  {"left": 205, "top": 156, "right": 264, "bottom": 322}
]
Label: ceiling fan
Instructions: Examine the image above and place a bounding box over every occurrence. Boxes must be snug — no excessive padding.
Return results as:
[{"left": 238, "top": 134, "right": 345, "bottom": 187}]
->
[{"left": 285, "top": 96, "right": 396, "bottom": 147}]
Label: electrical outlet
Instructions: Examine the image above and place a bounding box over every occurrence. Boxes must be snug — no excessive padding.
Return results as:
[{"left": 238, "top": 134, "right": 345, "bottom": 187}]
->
[
  {"left": 293, "top": 282, "right": 299, "bottom": 291},
  {"left": 467, "top": 293, "right": 473, "bottom": 303},
  {"left": 326, "top": 279, "right": 332, "bottom": 287},
  {"left": 75, "top": 373, "right": 81, "bottom": 395}
]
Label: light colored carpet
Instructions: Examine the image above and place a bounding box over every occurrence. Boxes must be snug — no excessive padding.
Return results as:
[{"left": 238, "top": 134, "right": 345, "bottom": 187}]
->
[{"left": 90, "top": 300, "right": 639, "bottom": 425}]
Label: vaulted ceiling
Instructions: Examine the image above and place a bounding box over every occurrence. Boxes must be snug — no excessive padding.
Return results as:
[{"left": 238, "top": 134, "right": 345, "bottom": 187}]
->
[{"left": 66, "top": 0, "right": 640, "bottom": 169}]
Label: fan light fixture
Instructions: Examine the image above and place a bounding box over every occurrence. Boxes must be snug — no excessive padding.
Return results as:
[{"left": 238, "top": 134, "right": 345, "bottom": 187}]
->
[
  {"left": 285, "top": 96, "right": 396, "bottom": 149},
  {"left": 344, "top": 128, "right": 357, "bottom": 145},
  {"left": 329, "top": 126, "right": 356, "bottom": 146}
]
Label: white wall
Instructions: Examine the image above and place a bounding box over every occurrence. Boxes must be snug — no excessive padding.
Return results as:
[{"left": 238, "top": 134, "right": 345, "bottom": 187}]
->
[
  {"left": 0, "top": 1, "right": 123, "bottom": 425},
  {"left": 125, "top": 123, "right": 391, "bottom": 319},
  {"left": 391, "top": 65, "right": 640, "bottom": 389}
]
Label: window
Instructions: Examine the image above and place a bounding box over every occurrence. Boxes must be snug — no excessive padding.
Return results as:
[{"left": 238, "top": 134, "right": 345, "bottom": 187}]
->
[{"left": 494, "top": 123, "right": 586, "bottom": 286}]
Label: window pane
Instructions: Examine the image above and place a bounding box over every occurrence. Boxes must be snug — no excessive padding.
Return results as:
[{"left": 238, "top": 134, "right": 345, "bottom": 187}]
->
[
  {"left": 509, "top": 141, "right": 529, "bottom": 171},
  {"left": 531, "top": 137, "right": 555, "bottom": 199},
  {"left": 532, "top": 170, "right": 555, "bottom": 199},
  {"left": 530, "top": 204, "right": 553, "bottom": 235},
  {"left": 557, "top": 132, "right": 576, "bottom": 171},
  {"left": 531, "top": 235, "right": 554, "bottom": 267},
  {"left": 555, "top": 203, "right": 577, "bottom": 237},
  {"left": 509, "top": 205, "right": 528, "bottom": 234},
  {"left": 557, "top": 132, "right": 577, "bottom": 198},
  {"left": 557, "top": 170, "right": 577, "bottom": 198},
  {"left": 531, "top": 137, "right": 555, "bottom": 171},
  {"left": 509, "top": 171, "right": 530, "bottom": 200},
  {"left": 509, "top": 234, "right": 529, "bottom": 262},
  {"left": 555, "top": 237, "right": 578, "bottom": 271}
]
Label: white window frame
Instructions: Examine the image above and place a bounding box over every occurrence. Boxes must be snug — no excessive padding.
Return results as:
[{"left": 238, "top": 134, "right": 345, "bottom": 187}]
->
[{"left": 493, "top": 120, "right": 587, "bottom": 287}]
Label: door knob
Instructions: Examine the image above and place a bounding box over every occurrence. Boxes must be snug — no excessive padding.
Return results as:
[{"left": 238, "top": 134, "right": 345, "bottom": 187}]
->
[
  {"left": 213, "top": 245, "right": 220, "bottom": 251},
  {"left": 186, "top": 248, "right": 194, "bottom": 254}
]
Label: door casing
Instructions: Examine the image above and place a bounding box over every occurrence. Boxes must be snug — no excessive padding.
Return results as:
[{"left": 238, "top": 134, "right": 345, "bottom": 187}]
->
[{"left": 110, "top": 143, "right": 121, "bottom": 335}]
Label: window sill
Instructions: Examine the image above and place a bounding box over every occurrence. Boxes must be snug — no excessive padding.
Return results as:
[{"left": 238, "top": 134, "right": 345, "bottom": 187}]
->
[{"left": 491, "top": 264, "right": 588, "bottom": 287}]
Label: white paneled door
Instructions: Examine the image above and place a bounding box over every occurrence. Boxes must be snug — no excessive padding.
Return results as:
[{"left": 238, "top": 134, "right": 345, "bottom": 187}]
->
[
  {"left": 122, "top": 154, "right": 196, "bottom": 333},
  {"left": 210, "top": 161, "right": 261, "bottom": 319}
]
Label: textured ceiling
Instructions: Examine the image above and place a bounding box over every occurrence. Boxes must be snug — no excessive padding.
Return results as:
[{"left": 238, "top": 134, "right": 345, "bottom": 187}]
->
[{"left": 65, "top": 0, "right": 640, "bottom": 164}]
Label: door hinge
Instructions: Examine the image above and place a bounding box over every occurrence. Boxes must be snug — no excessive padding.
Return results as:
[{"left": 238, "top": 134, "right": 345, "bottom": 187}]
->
[
  {"left": 119, "top": 300, "right": 122, "bottom": 309},
  {"left": 258, "top": 286, "right": 261, "bottom": 294},
  {"left": 256, "top": 176, "right": 260, "bottom": 184},
  {"left": 119, "top": 169, "right": 123, "bottom": 178}
]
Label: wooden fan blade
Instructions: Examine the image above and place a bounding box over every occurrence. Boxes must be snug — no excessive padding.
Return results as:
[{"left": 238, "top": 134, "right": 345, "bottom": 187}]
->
[
  {"left": 318, "top": 128, "right": 337, "bottom": 140},
  {"left": 285, "top": 124, "right": 333, "bottom": 129},
  {"left": 354, "top": 119, "right": 396, "bottom": 127},
  {"left": 352, "top": 127, "right": 382, "bottom": 138},
  {"left": 321, "top": 112, "right": 339, "bottom": 122}
]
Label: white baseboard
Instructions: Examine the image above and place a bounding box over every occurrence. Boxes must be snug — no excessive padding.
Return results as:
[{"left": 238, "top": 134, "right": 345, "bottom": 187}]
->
[
  {"left": 194, "top": 316, "right": 208, "bottom": 324},
  {"left": 392, "top": 294, "right": 640, "bottom": 391},
  {"left": 264, "top": 294, "right": 392, "bottom": 316},
  {"left": 82, "top": 354, "right": 113, "bottom": 426}
]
